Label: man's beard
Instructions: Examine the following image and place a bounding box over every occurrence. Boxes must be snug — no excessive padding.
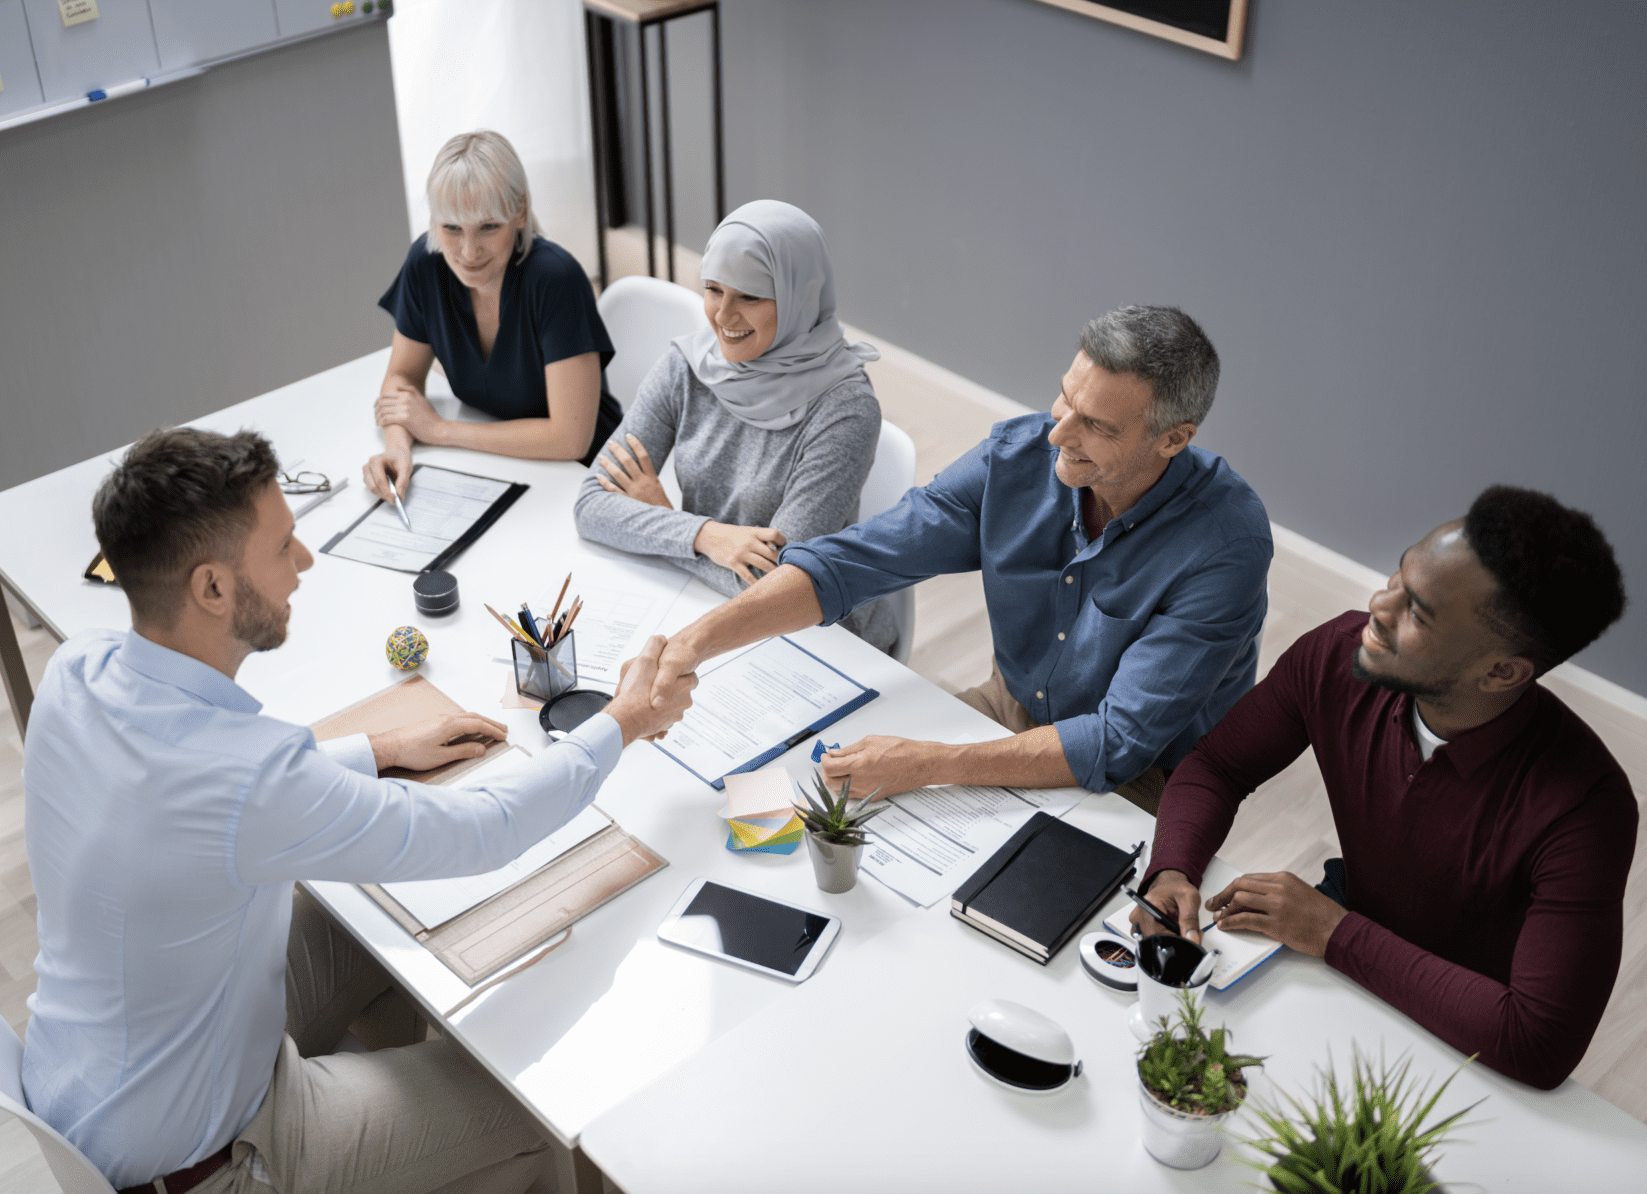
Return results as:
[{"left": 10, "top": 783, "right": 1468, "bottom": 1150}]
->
[
  {"left": 1349, "top": 650, "right": 1450, "bottom": 701},
  {"left": 232, "top": 574, "right": 288, "bottom": 653}
]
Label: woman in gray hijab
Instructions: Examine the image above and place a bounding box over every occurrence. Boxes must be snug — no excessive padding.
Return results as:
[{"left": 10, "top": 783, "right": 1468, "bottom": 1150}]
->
[{"left": 573, "top": 200, "right": 895, "bottom": 651}]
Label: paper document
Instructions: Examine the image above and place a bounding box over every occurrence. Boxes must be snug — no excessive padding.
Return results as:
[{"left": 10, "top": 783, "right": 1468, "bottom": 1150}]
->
[
  {"left": 323, "top": 465, "right": 516, "bottom": 572},
  {"left": 860, "top": 784, "right": 1082, "bottom": 908},
  {"left": 382, "top": 804, "right": 612, "bottom": 930},
  {"left": 538, "top": 558, "right": 691, "bottom": 687},
  {"left": 1103, "top": 855, "right": 1283, "bottom": 990},
  {"left": 652, "top": 636, "right": 877, "bottom": 788}
]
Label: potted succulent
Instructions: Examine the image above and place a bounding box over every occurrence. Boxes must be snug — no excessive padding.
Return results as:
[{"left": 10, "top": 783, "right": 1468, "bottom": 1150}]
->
[
  {"left": 1136, "top": 989, "right": 1265, "bottom": 1170},
  {"left": 796, "top": 770, "right": 886, "bottom": 893},
  {"left": 1240, "top": 1050, "right": 1480, "bottom": 1194}
]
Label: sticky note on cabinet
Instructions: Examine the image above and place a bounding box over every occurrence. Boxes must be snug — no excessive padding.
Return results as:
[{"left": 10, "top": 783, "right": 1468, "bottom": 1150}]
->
[{"left": 58, "top": 0, "right": 99, "bottom": 29}]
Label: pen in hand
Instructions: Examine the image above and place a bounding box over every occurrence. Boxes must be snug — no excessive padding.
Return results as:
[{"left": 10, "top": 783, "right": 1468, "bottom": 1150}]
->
[{"left": 1123, "top": 883, "right": 1186, "bottom": 937}]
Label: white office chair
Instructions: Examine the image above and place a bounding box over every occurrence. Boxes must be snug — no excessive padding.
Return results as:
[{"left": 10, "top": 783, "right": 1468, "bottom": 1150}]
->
[
  {"left": 596, "top": 275, "right": 709, "bottom": 409},
  {"left": 858, "top": 421, "right": 919, "bottom": 663},
  {"left": 0, "top": 1019, "right": 117, "bottom": 1193}
]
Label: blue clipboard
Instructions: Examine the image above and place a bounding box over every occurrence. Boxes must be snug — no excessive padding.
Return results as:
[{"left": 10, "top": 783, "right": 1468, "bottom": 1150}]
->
[{"left": 652, "top": 636, "right": 879, "bottom": 790}]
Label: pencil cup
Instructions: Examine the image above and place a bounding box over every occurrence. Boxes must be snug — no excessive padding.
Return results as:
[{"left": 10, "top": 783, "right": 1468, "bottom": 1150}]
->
[
  {"left": 1128, "top": 934, "right": 1210, "bottom": 1042},
  {"left": 512, "top": 632, "right": 578, "bottom": 704}
]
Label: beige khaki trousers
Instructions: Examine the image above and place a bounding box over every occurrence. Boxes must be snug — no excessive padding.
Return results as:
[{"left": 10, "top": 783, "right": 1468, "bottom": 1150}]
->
[
  {"left": 956, "top": 658, "right": 1168, "bottom": 816},
  {"left": 185, "top": 889, "right": 552, "bottom": 1194}
]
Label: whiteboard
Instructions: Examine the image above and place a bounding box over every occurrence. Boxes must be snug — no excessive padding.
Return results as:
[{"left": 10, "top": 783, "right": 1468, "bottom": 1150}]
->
[
  {"left": 150, "top": 1, "right": 280, "bottom": 73},
  {"left": 0, "top": 2, "right": 46, "bottom": 118},
  {"left": 3, "top": 0, "right": 387, "bottom": 127},
  {"left": 23, "top": 0, "right": 159, "bottom": 104}
]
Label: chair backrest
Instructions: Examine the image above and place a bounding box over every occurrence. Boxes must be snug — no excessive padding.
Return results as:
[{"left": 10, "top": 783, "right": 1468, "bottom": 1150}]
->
[
  {"left": 596, "top": 276, "right": 709, "bottom": 408},
  {"left": 0, "top": 1019, "right": 118, "bottom": 1194},
  {"left": 858, "top": 420, "right": 917, "bottom": 525},
  {"left": 857, "top": 421, "right": 919, "bottom": 663}
]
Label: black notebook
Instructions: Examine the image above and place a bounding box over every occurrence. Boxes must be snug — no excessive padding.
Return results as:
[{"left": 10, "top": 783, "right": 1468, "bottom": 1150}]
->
[{"left": 950, "top": 813, "right": 1141, "bottom": 965}]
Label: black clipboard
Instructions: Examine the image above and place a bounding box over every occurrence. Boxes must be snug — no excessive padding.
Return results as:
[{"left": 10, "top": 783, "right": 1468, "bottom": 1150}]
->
[{"left": 321, "top": 464, "right": 528, "bottom": 574}]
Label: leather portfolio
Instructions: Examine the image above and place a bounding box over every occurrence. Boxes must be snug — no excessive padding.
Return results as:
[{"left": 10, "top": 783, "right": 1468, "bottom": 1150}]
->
[{"left": 312, "top": 677, "right": 668, "bottom": 986}]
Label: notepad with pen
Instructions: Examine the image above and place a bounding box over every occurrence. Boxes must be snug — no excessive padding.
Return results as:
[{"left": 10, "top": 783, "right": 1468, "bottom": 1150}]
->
[{"left": 950, "top": 813, "right": 1141, "bottom": 965}]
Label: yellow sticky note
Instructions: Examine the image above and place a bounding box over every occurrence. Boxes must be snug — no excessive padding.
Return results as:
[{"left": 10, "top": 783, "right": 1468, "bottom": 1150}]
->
[{"left": 57, "top": 0, "right": 98, "bottom": 28}]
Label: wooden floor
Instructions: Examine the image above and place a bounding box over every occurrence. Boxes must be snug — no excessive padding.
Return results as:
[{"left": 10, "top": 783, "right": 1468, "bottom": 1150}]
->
[{"left": 1, "top": 258, "right": 1643, "bottom": 1191}]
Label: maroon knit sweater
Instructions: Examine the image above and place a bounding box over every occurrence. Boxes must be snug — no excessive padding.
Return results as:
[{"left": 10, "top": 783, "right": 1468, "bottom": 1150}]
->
[{"left": 1145, "top": 612, "right": 1636, "bottom": 1089}]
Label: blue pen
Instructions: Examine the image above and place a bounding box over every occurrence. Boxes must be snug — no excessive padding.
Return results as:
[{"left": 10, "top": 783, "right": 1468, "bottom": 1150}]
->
[{"left": 519, "top": 606, "right": 543, "bottom": 646}]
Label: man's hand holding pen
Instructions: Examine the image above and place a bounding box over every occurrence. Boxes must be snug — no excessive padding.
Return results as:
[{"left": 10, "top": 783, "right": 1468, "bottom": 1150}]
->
[{"left": 1129, "top": 869, "right": 1207, "bottom": 946}]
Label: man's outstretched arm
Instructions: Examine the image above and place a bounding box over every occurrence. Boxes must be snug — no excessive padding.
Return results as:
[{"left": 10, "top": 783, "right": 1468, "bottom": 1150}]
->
[{"left": 650, "top": 563, "right": 824, "bottom": 708}]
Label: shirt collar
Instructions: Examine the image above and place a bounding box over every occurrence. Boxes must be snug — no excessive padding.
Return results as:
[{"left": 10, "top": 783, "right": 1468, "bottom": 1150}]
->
[
  {"left": 117, "top": 630, "right": 263, "bottom": 716},
  {"left": 1397, "top": 685, "right": 1541, "bottom": 778},
  {"left": 1067, "top": 447, "right": 1197, "bottom": 545}
]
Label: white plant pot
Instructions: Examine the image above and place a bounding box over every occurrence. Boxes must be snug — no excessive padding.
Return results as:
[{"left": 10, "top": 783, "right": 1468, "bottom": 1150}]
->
[{"left": 1138, "top": 1078, "right": 1237, "bottom": 1170}]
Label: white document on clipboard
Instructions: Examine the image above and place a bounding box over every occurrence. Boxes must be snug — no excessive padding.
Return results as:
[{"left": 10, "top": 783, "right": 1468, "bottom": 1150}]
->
[
  {"left": 322, "top": 465, "right": 518, "bottom": 572},
  {"left": 651, "top": 636, "right": 878, "bottom": 789}
]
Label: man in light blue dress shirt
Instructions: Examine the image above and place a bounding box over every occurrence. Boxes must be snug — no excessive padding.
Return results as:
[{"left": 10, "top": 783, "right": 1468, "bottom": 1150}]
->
[
  {"left": 22, "top": 429, "right": 694, "bottom": 1193},
  {"left": 650, "top": 306, "right": 1272, "bottom": 810}
]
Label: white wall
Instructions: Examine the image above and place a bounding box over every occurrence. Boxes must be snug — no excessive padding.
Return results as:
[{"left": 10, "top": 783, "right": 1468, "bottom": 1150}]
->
[
  {"left": 387, "top": 0, "right": 596, "bottom": 270},
  {"left": 0, "top": 23, "right": 407, "bottom": 492}
]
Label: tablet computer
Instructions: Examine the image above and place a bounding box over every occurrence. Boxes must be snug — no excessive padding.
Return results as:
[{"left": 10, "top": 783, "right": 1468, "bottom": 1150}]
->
[{"left": 657, "top": 878, "right": 841, "bottom": 984}]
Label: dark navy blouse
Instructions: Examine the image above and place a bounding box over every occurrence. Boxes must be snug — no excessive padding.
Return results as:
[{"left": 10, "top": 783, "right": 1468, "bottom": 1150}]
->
[{"left": 378, "top": 234, "right": 621, "bottom": 465}]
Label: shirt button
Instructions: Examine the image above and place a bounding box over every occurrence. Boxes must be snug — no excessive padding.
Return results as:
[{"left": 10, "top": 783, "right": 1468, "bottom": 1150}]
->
[
  {"left": 1036, "top": 691, "right": 1045, "bottom": 700},
  {"left": 1057, "top": 632, "right": 1066, "bottom": 641},
  {"left": 1064, "top": 576, "right": 1073, "bottom": 584}
]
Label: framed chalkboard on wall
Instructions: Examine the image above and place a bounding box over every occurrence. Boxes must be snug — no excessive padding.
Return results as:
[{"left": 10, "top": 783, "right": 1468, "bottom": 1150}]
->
[{"left": 1031, "top": 0, "right": 1249, "bottom": 61}]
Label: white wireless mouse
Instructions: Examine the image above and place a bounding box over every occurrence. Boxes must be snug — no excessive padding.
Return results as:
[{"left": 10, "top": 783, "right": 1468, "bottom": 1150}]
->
[{"left": 965, "top": 999, "right": 1083, "bottom": 1093}]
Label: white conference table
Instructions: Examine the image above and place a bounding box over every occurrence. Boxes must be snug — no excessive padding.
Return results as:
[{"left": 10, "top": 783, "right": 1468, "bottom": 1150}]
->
[{"left": 4, "top": 350, "right": 1647, "bottom": 1191}]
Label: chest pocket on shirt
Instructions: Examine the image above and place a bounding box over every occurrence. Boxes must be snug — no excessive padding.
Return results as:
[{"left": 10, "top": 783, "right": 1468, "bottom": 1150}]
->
[{"left": 1066, "top": 599, "right": 1148, "bottom": 675}]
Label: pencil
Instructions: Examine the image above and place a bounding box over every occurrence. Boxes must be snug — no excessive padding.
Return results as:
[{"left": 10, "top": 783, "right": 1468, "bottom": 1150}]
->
[
  {"left": 484, "top": 603, "right": 536, "bottom": 647},
  {"left": 547, "top": 573, "right": 572, "bottom": 624},
  {"left": 558, "top": 598, "right": 584, "bottom": 642}
]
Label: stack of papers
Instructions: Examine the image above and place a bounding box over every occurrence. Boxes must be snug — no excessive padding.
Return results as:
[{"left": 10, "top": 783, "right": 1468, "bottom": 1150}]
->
[
  {"left": 718, "top": 770, "right": 804, "bottom": 855},
  {"left": 860, "top": 784, "right": 1082, "bottom": 908}
]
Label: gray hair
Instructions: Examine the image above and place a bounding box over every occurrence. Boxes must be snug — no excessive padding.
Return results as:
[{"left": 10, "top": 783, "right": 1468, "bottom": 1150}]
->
[
  {"left": 1078, "top": 306, "right": 1220, "bottom": 436},
  {"left": 426, "top": 130, "right": 544, "bottom": 263}
]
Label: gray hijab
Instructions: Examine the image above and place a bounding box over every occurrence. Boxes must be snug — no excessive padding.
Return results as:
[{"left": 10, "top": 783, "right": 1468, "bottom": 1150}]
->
[{"left": 676, "top": 200, "right": 878, "bottom": 430}]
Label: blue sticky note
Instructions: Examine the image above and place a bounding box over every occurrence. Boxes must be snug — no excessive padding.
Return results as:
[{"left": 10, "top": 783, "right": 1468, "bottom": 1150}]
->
[{"left": 810, "top": 739, "right": 841, "bottom": 763}]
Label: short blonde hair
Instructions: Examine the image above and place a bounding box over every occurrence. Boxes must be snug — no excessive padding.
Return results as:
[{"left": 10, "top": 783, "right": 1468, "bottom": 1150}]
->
[{"left": 426, "top": 131, "right": 543, "bottom": 262}]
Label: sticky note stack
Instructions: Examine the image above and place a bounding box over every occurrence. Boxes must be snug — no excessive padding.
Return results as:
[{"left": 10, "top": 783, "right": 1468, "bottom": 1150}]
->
[{"left": 719, "top": 770, "right": 805, "bottom": 855}]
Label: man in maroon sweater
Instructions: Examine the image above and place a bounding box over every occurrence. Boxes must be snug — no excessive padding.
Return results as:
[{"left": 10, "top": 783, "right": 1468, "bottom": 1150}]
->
[{"left": 1134, "top": 485, "right": 1633, "bottom": 1089}]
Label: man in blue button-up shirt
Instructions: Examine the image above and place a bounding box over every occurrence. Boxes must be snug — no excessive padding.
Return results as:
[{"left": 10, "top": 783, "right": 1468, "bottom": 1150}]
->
[
  {"left": 23, "top": 429, "right": 693, "bottom": 1193},
  {"left": 651, "top": 306, "right": 1271, "bottom": 807}
]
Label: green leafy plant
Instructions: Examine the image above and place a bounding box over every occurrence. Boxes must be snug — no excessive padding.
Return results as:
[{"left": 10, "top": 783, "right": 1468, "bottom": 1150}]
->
[
  {"left": 1239, "top": 1049, "right": 1482, "bottom": 1194},
  {"left": 1137, "top": 989, "right": 1265, "bottom": 1116},
  {"left": 796, "top": 770, "right": 887, "bottom": 846}
]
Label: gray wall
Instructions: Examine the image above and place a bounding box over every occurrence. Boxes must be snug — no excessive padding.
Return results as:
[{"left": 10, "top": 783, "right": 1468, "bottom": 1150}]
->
[
  {"left": 0, "top": 23, "right": 407, "bottom": 492},
  {"left": 718, "top": 0, "right": 1647, "bottom": 695}
]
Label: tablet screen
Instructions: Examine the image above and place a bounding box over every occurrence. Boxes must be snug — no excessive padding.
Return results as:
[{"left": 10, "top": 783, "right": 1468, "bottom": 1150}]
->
[{"left": 669, "top": 881, "right": 833, "bottom": 976}]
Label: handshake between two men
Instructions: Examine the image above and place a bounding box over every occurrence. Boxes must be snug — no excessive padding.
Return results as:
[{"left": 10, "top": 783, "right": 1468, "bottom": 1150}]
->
[{"left": 367, "top": 637, "right": 699, "bottom": 775}]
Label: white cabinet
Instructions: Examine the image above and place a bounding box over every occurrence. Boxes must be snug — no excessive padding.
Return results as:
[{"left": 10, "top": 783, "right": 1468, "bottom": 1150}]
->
[
  {"left": 150, "top": 0, "right": 281, "bottom": 71},
  {"left": 21, "top": 0, "right": 160, "bottom": 103},
  {"left": 0, "top": 1, "right": 46, "bottom": 117}
]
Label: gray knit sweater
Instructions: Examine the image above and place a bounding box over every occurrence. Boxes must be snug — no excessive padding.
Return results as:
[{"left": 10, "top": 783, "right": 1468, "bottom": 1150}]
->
[{"left": 573, "top": 346, "right": 896, "bottom": 651}]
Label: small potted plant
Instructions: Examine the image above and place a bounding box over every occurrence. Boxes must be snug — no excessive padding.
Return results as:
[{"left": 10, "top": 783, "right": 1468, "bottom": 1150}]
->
[
  {"left": 1137, "top": 989, "right": 1265, "bottom": 1170},
  {"left": 796, "top": 770, "right": 886, "bottom": 893},
  {"left": 1240, "top": 1049, "right": 1480, "bottom": 1194}
]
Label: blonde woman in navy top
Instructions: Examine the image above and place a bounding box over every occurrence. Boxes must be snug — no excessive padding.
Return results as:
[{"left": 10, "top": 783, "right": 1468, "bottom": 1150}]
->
[{"left": 363, "top": 131, "right": 621, "bottom": 500}]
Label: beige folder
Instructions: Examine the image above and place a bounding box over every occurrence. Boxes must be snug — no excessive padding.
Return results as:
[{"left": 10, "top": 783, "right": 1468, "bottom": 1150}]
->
[{"left": 313, "top": 676, "right": 668, "bottom": 987}]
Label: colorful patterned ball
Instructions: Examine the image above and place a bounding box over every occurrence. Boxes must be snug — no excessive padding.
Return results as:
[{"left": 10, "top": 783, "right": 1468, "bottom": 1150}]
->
[{"left": 385, "top": 625, "right": 429, "bottom": 670}]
